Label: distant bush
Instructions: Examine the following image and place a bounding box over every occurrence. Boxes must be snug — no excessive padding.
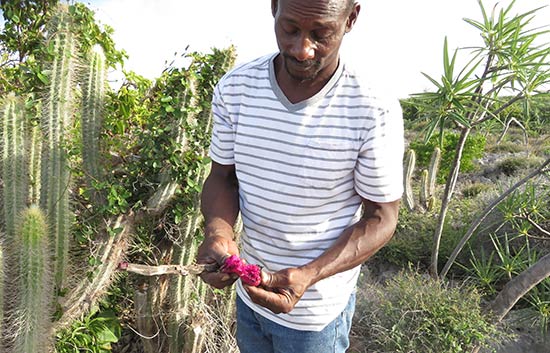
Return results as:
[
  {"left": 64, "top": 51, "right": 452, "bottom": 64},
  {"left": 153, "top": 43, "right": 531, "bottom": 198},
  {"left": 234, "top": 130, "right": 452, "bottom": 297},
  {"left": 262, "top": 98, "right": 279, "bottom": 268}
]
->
[
  {"left": 495, "top": 156, "right": 542, "bottom": 176},
  {"left": 462, "top": 182, "right": 493, "bottom": 198},
  {"left": 353, "top": 270, "right": 504, "bottom": 353},
  {"left": 410, "top": 132, "right": 486, "bottom": 183}
]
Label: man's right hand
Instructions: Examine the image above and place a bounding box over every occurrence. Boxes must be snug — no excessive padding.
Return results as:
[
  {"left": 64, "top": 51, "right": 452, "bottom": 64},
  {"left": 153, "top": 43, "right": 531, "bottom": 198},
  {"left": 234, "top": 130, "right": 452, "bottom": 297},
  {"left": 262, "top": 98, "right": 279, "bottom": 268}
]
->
[{"left": 197, "top": 235, "right": 240, "bottom": 289}]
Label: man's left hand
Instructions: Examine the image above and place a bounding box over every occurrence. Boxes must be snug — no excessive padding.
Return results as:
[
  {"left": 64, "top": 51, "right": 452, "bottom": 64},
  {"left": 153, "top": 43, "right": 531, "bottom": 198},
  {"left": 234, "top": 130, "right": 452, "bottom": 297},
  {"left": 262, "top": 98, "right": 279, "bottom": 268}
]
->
[{"left": 244, "top": 267, "right": 312, "bottom": 314}]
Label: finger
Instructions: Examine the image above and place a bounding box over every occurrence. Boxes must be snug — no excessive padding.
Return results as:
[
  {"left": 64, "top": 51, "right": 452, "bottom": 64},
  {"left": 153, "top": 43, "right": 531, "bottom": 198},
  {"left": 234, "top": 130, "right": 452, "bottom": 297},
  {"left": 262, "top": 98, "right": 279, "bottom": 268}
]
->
[
  {"left": 200, "top": 272, "right": 237, "bottom": 289},
  {"left": 245, "top": 285, "right": 291, "bottom": 314},
  {"left": 260, "top": 270, "right": 274, "bottom": 287}
]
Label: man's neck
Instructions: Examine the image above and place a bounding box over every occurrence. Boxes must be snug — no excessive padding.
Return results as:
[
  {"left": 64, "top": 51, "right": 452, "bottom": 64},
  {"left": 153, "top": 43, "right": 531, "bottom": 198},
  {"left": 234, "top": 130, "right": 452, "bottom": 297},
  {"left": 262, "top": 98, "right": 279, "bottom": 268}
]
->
[{"left": 274, "top": 55, "right": 339, "bottom": 104}]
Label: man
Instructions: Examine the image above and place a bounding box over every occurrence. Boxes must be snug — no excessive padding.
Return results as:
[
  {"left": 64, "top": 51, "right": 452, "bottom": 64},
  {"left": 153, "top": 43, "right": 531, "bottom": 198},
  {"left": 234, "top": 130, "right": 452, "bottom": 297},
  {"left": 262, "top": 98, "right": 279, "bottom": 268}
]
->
[{"left": 197, "top": 0, "right": 404, "bottom": 352}]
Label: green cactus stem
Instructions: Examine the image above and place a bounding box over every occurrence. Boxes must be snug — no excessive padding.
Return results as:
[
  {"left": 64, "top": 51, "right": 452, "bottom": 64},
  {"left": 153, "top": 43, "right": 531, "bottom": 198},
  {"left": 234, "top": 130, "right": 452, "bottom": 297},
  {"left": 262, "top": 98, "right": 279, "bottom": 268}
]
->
[
  {"left": 428, "top": 147, "right": 441, "bottom": 198},
  {"left": 28, "top": 124, "right": 42, "bottom": 205},
  {"left": 419, "top": 169, "right": 429, "bottom": 211},
  {"left": 1, "top": 94, "right": 29, "bottom": 242},
  {"left": 11, "top": 205, "right": 53, "bottom": 353},
  {"left": 0, "top": 242, "right": 4, "bottom": 352},
  {"left": 81, "top": 45, "right": 106, "bottom": 191},
  {"left": 39, "top": 5, "right": 78, "bottom": 293},
  {"left": 403, "top": 149, "right": 416, "bottom": 211}
]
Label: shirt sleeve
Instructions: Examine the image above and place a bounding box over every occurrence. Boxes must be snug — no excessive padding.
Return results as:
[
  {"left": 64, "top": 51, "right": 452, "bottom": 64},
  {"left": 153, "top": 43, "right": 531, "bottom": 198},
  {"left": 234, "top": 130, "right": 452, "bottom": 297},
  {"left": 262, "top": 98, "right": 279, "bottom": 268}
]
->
[
  {"left": 208, "top": 83, "right": 236, "bottom": 165},
  {"left": 354, "top": 97, "right": 404, "bottom": 203}
]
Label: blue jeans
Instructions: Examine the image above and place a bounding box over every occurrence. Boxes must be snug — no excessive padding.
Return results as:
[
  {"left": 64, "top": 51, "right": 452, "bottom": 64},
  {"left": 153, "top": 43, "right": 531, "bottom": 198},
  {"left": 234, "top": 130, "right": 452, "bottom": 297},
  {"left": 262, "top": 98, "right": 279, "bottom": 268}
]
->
[{"left": 236, "top": 293, "right": 355, "bottom": 353}]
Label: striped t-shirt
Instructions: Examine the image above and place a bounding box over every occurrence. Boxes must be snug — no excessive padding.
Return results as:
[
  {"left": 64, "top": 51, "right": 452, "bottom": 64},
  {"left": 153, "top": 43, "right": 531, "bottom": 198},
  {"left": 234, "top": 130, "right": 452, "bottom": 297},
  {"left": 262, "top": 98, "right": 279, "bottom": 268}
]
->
[{"left": 209, "top": 53, "right": 404, "bottom": 331}]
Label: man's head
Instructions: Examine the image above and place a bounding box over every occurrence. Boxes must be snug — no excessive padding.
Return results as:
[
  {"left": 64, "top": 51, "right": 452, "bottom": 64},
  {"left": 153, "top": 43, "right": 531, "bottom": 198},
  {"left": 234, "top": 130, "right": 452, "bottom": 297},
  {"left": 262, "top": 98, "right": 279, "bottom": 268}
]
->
[{"left": 271, "top": 0, "right": 360, "bottom": 83}]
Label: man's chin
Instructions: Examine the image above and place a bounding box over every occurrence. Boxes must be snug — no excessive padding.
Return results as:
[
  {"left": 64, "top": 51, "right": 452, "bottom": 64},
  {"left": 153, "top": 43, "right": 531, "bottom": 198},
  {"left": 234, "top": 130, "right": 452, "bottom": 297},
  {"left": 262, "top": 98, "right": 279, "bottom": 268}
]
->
[{"left": 285, "top": 66, "right": 317, "bottom": 82}]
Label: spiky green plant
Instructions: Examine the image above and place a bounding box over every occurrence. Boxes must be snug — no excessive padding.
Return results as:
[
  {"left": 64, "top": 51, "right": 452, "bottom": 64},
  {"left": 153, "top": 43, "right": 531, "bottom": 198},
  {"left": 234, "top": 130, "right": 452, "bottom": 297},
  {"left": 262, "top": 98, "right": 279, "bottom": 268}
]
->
[
  {"left": 403, "top": 147, "right": 441, "bottom": 212},
  {"left": 39, "top": 5, "right": 78, "bottom": 293},
  {"left": 0, "top": 241, "right": 4, "bottom": 352},
  {"left": 81, "top": 44, "right": 106, "bottom": 191},
  {"left": 9, "top": 205, "right": 53, "bottom": 353},
  {"left": 404, "top": 149, "right": 416, "bottom": 211},
  {"left": 1, "top": 94, "right": 28, "bottom": 242},
  {"left": 28, "top": 124, "right": 42, "bottom": 205}
]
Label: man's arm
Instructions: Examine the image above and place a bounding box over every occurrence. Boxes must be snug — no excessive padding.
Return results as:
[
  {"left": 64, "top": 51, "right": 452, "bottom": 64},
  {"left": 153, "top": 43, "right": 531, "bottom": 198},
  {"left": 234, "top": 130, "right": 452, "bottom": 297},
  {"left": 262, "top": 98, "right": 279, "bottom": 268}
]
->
[
  {"left": 197, "top": 161, "right": 241, "bottom": 289},
  {"left": 245, "top": 198, "right": 400, "bottom": 313}
]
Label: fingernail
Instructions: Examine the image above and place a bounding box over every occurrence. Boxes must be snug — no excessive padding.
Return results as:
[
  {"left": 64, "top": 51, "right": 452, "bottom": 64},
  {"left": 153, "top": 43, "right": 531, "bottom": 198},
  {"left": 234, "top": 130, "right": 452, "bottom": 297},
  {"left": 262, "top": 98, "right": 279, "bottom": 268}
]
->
[{"left": 220, "top": 274, "right": 231, "bottom": 282}]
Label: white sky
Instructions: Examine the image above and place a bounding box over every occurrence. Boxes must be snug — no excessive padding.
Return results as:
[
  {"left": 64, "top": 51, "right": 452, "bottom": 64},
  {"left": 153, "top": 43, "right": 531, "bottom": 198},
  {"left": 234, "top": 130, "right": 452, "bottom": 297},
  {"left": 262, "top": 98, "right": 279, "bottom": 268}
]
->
[{"left": 87, "top": 0, "right": 550, "bottom": 98}]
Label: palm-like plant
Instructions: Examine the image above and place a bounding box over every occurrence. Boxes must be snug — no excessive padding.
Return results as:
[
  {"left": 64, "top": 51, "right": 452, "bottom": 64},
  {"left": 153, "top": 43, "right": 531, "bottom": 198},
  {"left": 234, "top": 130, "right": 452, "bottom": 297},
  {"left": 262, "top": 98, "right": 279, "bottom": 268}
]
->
[{"left": 412, "top": 0, "right": 550, "bottom": 277}]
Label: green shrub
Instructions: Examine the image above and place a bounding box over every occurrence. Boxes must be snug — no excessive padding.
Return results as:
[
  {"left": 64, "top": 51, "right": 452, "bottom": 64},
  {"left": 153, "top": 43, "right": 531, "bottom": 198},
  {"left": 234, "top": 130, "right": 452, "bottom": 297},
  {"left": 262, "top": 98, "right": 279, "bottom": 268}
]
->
[
  {"left": 410, "top": 132, "right": 486, "bottom": 183},
  {"left": 462, "top": 182, "right": 493, "bottom": 198},
  {"left": 353, "top": 270, "right": 504, "bottom": 353},
  {"left": 384, "top": 206, "right": 474, "bottom": 270},
  {"left": 495, "top": 156, "right": 542, "bottom": 176},
  {"left": 487, "top": 141, "right": 526, "bottom": 154}
]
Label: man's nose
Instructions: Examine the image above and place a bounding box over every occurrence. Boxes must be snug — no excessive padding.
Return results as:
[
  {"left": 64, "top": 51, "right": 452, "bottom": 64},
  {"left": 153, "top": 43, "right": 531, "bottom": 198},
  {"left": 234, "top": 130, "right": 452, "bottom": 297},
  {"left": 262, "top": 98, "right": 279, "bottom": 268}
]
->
[{"left": 290, "top": 35, "right": 315, "bottom": 62}]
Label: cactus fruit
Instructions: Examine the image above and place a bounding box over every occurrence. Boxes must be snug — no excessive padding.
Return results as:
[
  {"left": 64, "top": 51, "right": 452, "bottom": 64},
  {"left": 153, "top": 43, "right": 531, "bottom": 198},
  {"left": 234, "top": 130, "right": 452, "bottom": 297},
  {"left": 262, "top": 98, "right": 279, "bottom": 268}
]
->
[{"left": 11, "top": 205, "right": 53, "bottom": 353}]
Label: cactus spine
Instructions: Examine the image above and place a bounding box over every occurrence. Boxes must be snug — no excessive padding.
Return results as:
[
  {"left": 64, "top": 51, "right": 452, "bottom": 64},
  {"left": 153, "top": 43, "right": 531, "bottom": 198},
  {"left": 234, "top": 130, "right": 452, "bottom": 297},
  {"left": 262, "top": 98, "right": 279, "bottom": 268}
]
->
[
  {"left": 81, "top": 45, "right": 106, "bottom": 189},
  {"left": 404, "top": 149, "right": 416, "bottom": 211},
  {"left": 11, "top": 205, "right": 53, "bottom": 353},
  {"left": 1, "top": 95, "right": 29, "bottom": 242},
  {"left": 40, "top": 6, "right": 78, "bottom": 293}
]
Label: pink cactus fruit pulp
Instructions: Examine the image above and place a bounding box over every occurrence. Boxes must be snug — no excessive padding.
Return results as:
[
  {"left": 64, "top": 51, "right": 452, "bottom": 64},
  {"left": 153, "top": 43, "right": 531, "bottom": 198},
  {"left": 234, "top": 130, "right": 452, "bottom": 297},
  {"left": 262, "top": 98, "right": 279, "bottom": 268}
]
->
[
  {"left": 221, "top": 254, "right": 245, "bottom": 276},
  {"left": 241, "top": 264, "right": 262, "bottom": 286},
  {"left": 221, "top": 254, "right": 261, "bottom": 286}
]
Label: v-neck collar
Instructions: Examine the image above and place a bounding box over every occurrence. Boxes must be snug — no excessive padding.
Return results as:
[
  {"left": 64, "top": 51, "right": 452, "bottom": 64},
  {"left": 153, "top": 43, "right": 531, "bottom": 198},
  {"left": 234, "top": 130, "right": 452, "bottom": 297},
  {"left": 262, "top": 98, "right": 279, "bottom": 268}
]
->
[{"left": 269, "top": 53, "right": 344, "bottom": 112}]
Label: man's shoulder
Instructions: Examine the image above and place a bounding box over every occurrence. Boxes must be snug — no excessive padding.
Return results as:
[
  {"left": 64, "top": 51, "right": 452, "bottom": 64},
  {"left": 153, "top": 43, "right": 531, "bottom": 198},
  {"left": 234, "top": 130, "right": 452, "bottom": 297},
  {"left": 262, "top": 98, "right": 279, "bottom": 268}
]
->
[
  {"left": 339, "top": 64, "right": 400, "bottom": 109},
  {"left": 218, "top": 53, "right": 274, "bottom": 86}
]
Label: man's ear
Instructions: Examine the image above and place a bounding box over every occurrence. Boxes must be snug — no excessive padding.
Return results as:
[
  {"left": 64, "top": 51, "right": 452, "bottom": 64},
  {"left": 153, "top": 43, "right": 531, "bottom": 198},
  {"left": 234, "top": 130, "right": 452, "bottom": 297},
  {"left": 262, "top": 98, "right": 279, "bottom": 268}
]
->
[
  {"left": 271, "top": 0, "right": 278, "bottom": 17},
  {"left": 345, "top": 2, "right": 361, "bottom": 33}
]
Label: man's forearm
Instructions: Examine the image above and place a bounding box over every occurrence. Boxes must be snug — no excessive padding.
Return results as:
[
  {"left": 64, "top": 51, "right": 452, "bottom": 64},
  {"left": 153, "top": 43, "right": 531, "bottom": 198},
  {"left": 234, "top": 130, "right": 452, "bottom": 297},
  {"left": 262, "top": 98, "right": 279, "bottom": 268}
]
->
[
  {"left": 200, "top": 163, "right": 240, "bottom": 240},
  {"left": 300, "top": 199, "right": 400, "bottom": 286}
]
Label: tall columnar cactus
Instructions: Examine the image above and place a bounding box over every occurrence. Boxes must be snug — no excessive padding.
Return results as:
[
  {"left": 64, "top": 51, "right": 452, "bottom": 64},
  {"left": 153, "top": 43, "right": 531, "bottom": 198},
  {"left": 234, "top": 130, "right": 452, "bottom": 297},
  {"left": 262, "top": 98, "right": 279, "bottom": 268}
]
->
[
  {"left": 420, "top": 147, "right": 441, "bottom": 211},
  {"left": 28, "top": 124, "right": 42, "bottom": 205},
  {"left": 10, "top": 205, "right": 53, "bottom": 353},
  {"left": 404, "top": 149, "right": 416, "bottom": 211},
  {"left": 39, "top": 5, "right": 78, "bottom": 293},
  {"left": 1, "top": 94, "right": 29, "bottom": 242},
  {"left": 81, "top": 45, "right": 106, "bottom": 190},
  {"left": 0, "top": 242, "right": 4, "bottom": 352},
  {"left": 404, "top": 147, "right": 441, "bottom": 212},
  {"left": 427, "top": 147, "right": 441, "bottom": 199}
]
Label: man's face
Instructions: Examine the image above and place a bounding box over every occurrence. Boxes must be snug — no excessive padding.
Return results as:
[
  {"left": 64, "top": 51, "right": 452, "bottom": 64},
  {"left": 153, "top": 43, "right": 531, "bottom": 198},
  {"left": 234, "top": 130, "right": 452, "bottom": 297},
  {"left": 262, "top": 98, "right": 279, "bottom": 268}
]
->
[{"left": 273, "top": 0, "right": 353, "bottom": 82}]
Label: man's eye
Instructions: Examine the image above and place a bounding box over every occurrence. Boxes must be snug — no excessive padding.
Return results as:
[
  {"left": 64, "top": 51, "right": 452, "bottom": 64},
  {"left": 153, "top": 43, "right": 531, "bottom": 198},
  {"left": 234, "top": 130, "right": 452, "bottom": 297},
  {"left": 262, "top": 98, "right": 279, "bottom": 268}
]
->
[
  {"left": 313, "top": 31, "right": 331, "bottom": 41},
  {"left": 282, "top": 26, "right": 298, "bottom": 35}
]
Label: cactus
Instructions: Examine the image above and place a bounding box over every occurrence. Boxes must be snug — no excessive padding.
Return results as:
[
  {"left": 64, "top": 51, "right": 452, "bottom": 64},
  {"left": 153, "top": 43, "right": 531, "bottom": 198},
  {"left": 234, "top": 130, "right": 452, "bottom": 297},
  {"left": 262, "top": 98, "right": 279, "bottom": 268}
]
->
[
  {"left": 39, "top": 5, "right": 78, "bottom": 293},
  {"left": 419, "top": 169, "right": 429, "bottom": 209},
  {"left": 404, "top": 149, "right": 416, "bottom": 211},
  {"left": 10, "top": 205, "right": 54, "bottom": 353},
  {"left": 427, "top": 147, "right": 441, "bottom": 198},
  {"left": 0, "top": 6, "right": 237, "bottom": 350},
  {"left": 0, "top": 242, "right": 4, "bottom": 352},
  {"left": 28, "top": 124, "right": 42, "bottom": 205},
  {"left": 404, "top": 147, "right": 440, "bottom": 212},
  {"left": 81, "top": 45, "right": 106, "bottom": 192},
  {"left": 1, "top": 95, "right": 29, "bottom": 242}
]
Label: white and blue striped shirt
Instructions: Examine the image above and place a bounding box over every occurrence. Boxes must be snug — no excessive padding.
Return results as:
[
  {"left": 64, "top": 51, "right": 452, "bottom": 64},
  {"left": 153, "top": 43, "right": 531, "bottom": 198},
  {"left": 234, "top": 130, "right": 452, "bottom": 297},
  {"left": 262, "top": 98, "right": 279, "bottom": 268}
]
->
[{"left": 209, "top": 53, "right": 404, "bottom": 331}]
